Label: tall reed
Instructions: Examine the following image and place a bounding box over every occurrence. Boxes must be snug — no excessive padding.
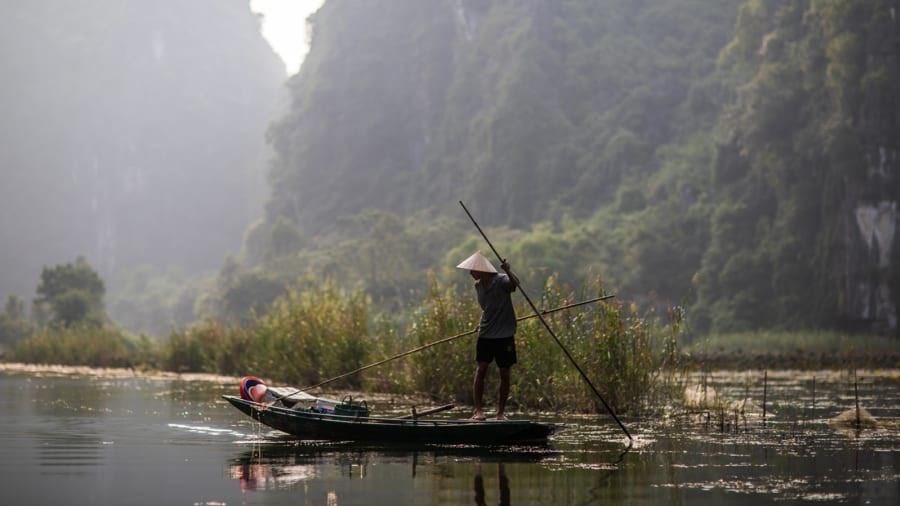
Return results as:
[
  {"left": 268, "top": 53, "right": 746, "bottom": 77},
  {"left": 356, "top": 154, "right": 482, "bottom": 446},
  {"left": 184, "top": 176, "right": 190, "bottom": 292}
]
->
[
  {"left": 161, "top": 320, "right": 255, "bottom": 375},
  {"left": 161, "top": 278, "right": 372, "bottom": 388},
  {"left": 408, "top": 274, "right": 480, "bottom": 401},
  {"left": 405, "top": 275, "right": 682, "bottom": 415},
  {"left": 252, "top": 278, "right": 370, "bottom": 388},
  {"left": 9, "top": 275, "right": 681, "bottom": 416},
  {"left": 9, "top": 324, "right": 155, "bottom": 368}
]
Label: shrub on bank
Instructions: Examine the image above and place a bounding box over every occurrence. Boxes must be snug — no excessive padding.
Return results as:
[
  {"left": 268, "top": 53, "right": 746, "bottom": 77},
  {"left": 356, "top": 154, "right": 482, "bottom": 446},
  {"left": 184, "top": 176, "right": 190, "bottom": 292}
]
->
[
  {"left": 7, "top": 325, "right": 155, "bottom": 368},
  {"left": 252, "top": 279, "right": 370, "bottom": 388},
  {"left": 161, "top": 279, "right": 371, "bottom": 388}
]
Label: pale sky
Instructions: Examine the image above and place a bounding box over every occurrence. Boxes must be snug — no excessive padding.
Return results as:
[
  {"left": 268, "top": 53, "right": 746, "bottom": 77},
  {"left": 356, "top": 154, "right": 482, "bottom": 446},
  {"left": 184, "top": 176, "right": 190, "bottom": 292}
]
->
[{"left": 251, "top": 0, "right": 325, "bottom": 74}]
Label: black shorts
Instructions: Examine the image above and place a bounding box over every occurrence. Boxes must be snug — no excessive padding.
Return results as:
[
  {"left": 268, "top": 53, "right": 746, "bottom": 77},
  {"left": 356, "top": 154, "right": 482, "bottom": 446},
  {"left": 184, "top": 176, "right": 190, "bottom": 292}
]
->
[{"left": 475, "top": 337, "right": 517, "bottom": 368}]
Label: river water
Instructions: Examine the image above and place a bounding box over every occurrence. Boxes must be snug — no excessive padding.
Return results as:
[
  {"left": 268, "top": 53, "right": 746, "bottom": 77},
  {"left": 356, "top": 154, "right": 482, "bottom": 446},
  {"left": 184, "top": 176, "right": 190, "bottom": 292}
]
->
[{"left": 0, "top": 365, "right": 897, "bottom": 505}]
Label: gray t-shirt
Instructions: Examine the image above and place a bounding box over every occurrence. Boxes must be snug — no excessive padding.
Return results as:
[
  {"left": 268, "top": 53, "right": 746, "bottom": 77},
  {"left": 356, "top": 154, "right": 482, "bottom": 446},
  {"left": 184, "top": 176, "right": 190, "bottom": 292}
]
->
[{"left": 475, "top": 273, "right": 517, "bottom": 339}]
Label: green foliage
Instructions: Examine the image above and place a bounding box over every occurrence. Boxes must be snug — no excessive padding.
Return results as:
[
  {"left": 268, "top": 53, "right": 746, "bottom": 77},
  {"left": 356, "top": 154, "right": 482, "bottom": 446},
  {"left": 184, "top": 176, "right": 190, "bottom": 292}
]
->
[
  {"left": 229, "top": 0, "right": 773, "bottom": 339},
  {"left": 221, "top": 210, "right": 471, "bottom": 322},
  {"left": 266, "top": 0, "right": 455, "bottom": 231},
  {"left": 13, "top": 0, "right": 894, "bottom": 343},
  {"left": 407, "top": 275, "right": 682, "bottom": 415},
  {"left": 685, "top": 0, "right": 899, "bottom": 335},
  {"left": 35, "top": 257, "right": 106, "bottom": 328},
  {"left": 8, "top": 325, "right": 156, "bottom": 368},
  {"left": 162, "top": 278, "right": 371, "bottom": 388},
  {"left": 0, "top": 295, "right": 33, "bottom": 346},
  {"left": 253, "top": 279, "right": 370, "bottom": 388},
  {"left": 330, "top": 211, "right": 420, "bottom": 301},
  {"left": 219, "top": 271, "right": 286, "bottom": 324},
  {"left": 408, "top": 276, "right": 480, "bottom": 401},
  {"left": 161, "top": 325, "right": 209, "bottom": 373},
  {"left": 261, "top": 0, "right": 742, "bottom": 233},
  {"left": 268, "top": 217, "right": 306, "bottom": 260},
  {"left": 156, "top": 275, "right": 682, "bottom": 415},
  {"left": 107, "top": 265, "right": 197, "bottom": 337},
  {"left": 161, "top": 320, "right": 254, "bottom": 375},
  {"left": 717, "top": 0, "right": 773, "bottom": 76},
  {"left": 510, "top": 276, "right": 682, "bottom": 415},
  {"left": 692, "top": 199, "right": 775, "bottom": 333},
  {"left": 813, "top": 0, "right": 867, "bottom": 111}
]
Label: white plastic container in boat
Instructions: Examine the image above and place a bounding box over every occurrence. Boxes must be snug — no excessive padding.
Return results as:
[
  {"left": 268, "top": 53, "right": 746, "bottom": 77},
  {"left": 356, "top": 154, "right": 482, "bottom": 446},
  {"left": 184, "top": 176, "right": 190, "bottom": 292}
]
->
[{"left": 315, "top": 398, "right": 336, "bottom": 413}]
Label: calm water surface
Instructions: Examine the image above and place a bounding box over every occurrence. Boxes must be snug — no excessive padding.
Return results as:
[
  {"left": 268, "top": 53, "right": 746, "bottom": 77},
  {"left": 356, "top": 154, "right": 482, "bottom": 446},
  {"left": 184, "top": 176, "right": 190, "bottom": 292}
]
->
[{"left": 0, "top": 366, "right": 897, "bottom": 505}]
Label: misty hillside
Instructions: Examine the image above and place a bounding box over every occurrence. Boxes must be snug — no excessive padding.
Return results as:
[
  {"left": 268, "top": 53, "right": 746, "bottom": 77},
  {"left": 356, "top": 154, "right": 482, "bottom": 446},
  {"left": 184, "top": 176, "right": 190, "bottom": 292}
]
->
[
  {"left": 248, "top": 0, "right": 898, "bottom": 336},
  {"left": 0, "top": 1, "right": 285, "bottom": 309},
  {"left": 1, "top": 0, "right": 897, "bottom": 339},
  {"left": 265, "top": 0, "right": 741, "bottom": 230}
]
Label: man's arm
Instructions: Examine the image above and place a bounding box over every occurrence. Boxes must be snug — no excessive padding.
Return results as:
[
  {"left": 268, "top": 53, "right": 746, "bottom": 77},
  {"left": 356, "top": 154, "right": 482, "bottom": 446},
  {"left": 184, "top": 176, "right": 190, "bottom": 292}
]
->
[{"left": 500, "top": 259, "right": 520, "bottom": 289}]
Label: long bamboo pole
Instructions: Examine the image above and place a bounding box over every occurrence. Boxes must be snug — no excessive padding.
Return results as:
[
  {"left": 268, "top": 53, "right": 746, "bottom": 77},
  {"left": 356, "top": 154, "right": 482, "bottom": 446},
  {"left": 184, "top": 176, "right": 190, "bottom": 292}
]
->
[
  {"left": 273, "top": 295, "right": 613, "bottom": 403},
  {"left": 459, "top": 201, "right": 633, "bottom": 440}
]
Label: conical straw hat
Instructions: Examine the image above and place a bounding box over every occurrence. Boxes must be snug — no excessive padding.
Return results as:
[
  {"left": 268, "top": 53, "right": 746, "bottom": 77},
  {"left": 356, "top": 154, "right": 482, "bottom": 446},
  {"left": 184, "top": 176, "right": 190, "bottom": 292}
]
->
[{"left": 456, "top": 251, "right": 497, "bottom": 273}]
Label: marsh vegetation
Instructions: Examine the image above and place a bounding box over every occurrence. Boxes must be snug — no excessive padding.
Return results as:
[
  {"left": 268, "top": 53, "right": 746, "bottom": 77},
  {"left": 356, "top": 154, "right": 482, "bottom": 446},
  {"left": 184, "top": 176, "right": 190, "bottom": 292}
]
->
[{"left": 6, "top": 272, "right": 895, "bottom": 420}]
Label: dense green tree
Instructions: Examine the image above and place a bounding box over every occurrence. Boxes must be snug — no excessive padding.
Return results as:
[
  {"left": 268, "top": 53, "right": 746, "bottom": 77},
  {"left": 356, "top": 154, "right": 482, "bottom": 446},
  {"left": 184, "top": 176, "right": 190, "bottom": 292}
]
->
[
  {"left": 687, "top": 0, "right": 899, "bottom": 334},
  {"left": 220, "top": 271, "right": 286, "bottom": 324},
  {"left": 35, "top": 257, "right": 106, "bottom": 327},
  {"left": 0, "top": 294, "right": 33, "bottom": 346}
]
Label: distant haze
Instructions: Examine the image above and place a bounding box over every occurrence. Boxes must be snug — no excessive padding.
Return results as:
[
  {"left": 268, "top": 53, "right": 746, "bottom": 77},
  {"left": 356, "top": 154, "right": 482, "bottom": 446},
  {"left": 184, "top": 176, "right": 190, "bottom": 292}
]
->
[
  {"left": 251, "top": 0, "right": 323, "bottom": 74},
  {"left": 0, "top": 1, "right": 286, "bottom": 314}
]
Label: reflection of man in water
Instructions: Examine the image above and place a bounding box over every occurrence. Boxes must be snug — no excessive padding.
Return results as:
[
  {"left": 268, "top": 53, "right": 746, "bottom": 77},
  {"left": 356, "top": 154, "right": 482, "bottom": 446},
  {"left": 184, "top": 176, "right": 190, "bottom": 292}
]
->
[
  {"left": 235, "top": 462, "right": 265, "bottom": 491},
  {"left": 474, "top": 462, "right": 510, "bottom": 506}
]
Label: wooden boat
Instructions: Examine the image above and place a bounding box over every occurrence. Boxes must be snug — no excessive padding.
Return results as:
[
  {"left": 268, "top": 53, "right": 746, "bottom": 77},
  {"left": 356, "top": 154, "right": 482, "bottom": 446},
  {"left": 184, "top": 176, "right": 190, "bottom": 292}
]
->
[{"left": 223, "top": 394, "right": 558, "bottom": 445}]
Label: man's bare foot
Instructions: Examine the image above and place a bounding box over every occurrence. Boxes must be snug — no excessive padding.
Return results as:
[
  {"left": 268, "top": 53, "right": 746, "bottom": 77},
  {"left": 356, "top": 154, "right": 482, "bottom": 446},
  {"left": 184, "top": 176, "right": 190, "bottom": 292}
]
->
[
  {"left": 470, "top": 410, "right": 486, "bottom": 421},
  {"left": 494, "top": 414, "right": 508, "bottom": 421}
]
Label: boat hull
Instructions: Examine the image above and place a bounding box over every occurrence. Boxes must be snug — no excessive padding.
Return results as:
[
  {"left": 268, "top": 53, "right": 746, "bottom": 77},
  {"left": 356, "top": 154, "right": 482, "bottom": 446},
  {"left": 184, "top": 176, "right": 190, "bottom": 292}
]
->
[{"left": 224, "top": 395, "right": 557, "bottom": 445}]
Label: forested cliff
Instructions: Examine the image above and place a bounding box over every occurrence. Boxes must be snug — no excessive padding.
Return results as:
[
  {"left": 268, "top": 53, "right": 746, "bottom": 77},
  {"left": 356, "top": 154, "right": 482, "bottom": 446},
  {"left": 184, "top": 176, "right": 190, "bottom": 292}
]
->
[
  {"left": 1, "top": 0, "right": 897, "bottom": 338},
  {"left": 691, "top": 0, "right": 900, "bottom": 333},
  {"left": 251, "top": 0, "right": 898, "bottom": 335},
  {"left": 264, "top": 0, "right": 739, "bottom": 228}
]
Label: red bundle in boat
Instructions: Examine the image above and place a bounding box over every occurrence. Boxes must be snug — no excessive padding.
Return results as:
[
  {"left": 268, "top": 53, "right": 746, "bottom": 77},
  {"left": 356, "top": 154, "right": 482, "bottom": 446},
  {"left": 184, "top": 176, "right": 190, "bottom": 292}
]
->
[{"left": 239, "top": 376, "right": 268, "bottom": 402}]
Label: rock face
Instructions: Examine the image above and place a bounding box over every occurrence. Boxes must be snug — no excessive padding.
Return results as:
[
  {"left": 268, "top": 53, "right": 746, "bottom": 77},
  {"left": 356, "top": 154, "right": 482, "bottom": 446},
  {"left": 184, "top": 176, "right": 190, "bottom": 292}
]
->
[
  {"left": 843, "top": 3, "right": 900, "bottom": 334},
  {"left": 865, "top": 3, "right": 896, "bottom": 333},
  {"left": 850, "top": 201, "right": 897, "bottom": 331},
  {"left": 0, "top": 0, "right": 286, "bottom": 298}
]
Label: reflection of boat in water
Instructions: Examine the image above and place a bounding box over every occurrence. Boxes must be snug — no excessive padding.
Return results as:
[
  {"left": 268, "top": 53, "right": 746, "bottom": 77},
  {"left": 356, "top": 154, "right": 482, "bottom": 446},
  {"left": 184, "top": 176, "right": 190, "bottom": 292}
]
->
[
  {"left": 229, "top": 440, "right": 556, "bottom": 493},
  {"left": 227, "top": 432, "right": 629, "bottom": 499},
  {"left": 232, "top": 439, "right": 560, "bottom": 464},
  {"left": 231, "top": 455, "right": 320, "bottom": 492}
]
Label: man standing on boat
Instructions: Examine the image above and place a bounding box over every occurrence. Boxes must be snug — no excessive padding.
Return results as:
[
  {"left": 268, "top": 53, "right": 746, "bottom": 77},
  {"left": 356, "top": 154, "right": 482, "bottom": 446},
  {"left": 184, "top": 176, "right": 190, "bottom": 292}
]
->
[{"left": 457, "top": 251, "right": 520, "bottom": 421}]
